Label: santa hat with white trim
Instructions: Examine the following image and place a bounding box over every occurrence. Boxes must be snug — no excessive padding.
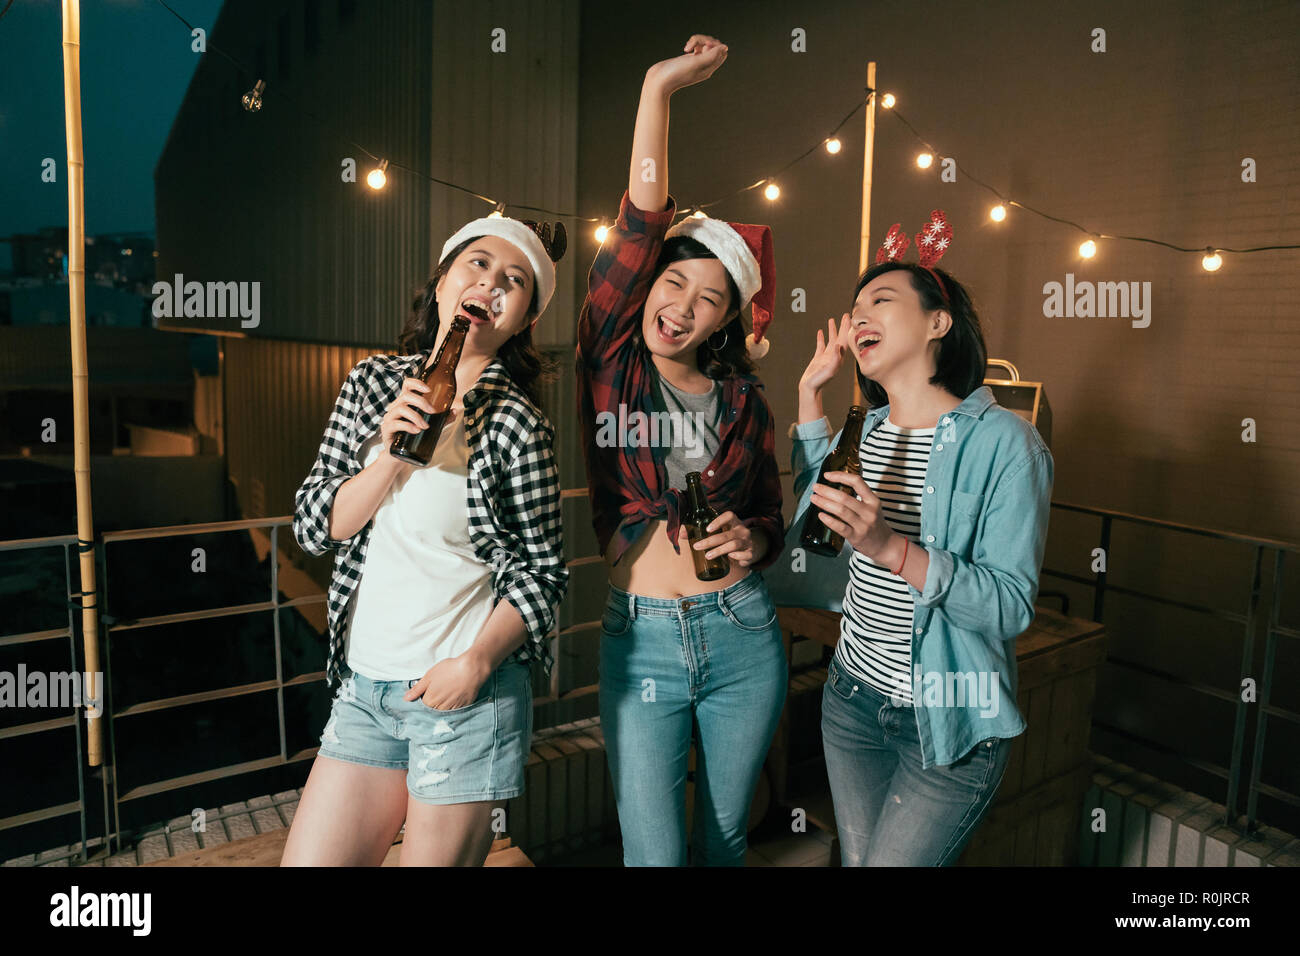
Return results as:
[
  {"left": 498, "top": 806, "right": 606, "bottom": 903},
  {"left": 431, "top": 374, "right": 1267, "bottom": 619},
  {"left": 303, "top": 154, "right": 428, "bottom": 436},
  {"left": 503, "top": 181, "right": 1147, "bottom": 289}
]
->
[{"left": 665, "top": 214, "right": 776, "bottom": 360}]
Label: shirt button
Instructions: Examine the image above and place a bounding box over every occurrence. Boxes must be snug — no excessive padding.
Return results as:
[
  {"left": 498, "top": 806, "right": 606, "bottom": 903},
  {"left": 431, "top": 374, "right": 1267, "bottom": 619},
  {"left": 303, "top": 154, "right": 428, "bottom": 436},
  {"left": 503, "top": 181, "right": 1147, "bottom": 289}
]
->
[
  {"left": 941, "top": 417, "right": 951, "bottom": 425},
  {"left": 915, "top": 627, "right": 922, "bottom": 635},
  {"left": 926, "top": 535, "right": 935, "bottom": 543},
  {"left": 926, "top": 486, "right": 934, "bottom": 494},
  {"left": 935, "top": 444, "right": 944, "bottom": 451},
  {"left": 707, "top": 469, "right": 715, "bottom": 477}
]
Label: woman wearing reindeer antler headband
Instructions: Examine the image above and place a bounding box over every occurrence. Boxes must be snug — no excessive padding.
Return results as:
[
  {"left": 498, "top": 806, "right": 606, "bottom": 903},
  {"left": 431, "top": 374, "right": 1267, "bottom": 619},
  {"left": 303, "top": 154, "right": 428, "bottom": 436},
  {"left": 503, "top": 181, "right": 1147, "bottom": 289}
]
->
[
  {"left": 283, "top": 216, "right": 569, "bottom": 866},
  {"left": 780, "top": 211, "right": 1054, "bottom": 865}
]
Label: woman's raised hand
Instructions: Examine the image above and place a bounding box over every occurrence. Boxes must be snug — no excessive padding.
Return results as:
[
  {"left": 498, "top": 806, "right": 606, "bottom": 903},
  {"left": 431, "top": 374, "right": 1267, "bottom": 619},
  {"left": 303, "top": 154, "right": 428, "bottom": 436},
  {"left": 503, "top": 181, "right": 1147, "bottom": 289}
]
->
[
  {"left": 646, "top": 35, "right": 728, "bottom": 94},
  {"left": 799, "top": 314, "right": 851, "bottom": 395}
]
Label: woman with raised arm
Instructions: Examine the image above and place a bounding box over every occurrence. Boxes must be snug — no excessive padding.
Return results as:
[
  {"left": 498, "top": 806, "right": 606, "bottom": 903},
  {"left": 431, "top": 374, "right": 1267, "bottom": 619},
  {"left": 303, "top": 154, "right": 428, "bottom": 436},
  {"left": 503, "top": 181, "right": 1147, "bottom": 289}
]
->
[
  {"left": 282, "top": 217, "right": 568, "bottom": 866},
  {"left": 782, "top": 214, "right": 1053, "bottom": 865},
  {"left": 576, "top": 35, "right": 786, "bottom": 866}
]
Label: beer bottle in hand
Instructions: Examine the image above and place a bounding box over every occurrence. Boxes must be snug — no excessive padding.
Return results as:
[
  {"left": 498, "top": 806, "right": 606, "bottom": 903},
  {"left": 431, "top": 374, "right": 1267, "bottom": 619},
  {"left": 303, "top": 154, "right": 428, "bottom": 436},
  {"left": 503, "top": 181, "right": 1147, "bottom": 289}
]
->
[
  {"left": 684, "top": 471, "right": 730, "bottom": 582},
  {"left": 800, "top": 405, "right": 868, "bottom": 556},
  {"left": 390, "top": 314, "right": 472, "bottom": 466}
]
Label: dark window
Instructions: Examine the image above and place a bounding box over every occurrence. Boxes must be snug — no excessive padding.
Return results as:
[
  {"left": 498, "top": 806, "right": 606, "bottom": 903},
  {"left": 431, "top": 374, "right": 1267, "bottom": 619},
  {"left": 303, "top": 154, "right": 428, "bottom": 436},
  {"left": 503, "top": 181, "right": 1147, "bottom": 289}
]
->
[
  {"left": 304, "top": 0, "right": 319, "bottom": 54},
  {"left": 278, "top": 14, "right": 290, "bottom": 80}
]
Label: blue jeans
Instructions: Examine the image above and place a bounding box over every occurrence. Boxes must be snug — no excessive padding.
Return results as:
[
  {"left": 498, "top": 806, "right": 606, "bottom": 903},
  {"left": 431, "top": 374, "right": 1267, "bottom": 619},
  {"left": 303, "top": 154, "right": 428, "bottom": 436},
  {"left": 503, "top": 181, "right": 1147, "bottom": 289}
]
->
[
  {"left": 821, "top": 653, "right": 1011, "bottom": 865},
  {"left": 598, "top": 573, "right": 788, "bottom": 866}
]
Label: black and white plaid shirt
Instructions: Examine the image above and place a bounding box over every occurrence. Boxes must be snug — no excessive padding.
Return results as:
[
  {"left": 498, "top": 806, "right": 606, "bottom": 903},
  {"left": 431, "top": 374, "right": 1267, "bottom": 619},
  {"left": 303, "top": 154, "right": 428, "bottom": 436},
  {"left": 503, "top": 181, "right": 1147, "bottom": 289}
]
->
[{"left": 292, "top": 351, "right": 568, "bottom": 688}]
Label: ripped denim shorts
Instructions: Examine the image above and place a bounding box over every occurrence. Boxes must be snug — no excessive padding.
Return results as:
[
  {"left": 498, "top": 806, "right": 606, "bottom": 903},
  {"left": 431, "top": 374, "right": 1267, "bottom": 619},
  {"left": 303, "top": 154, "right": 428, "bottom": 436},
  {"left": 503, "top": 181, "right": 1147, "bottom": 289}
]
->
[{"left": 316, "top": 661, "right": 532, "bottom": 805}]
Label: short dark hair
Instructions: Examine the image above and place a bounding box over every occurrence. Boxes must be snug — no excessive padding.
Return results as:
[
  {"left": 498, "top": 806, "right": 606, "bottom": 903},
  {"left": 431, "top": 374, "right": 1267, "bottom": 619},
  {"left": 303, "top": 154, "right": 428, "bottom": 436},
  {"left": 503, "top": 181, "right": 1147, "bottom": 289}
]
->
[
  {"left": 397, "top": 236, "right": 557, "bottom": 409},
  {"left": 852, "top": 262, "right": 987, "bottom": 408},
  {"left": 646, "top": 236, "right": 755, "bottom": 380}
]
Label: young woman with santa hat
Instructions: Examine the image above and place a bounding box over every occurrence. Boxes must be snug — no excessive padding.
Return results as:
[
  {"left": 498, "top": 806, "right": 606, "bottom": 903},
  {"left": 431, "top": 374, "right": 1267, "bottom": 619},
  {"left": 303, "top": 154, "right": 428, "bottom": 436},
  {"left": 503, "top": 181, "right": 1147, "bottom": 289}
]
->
[
  {"left": 283, "top": 215, "right": 569, "bottom": 866},
  {"left": 577, "top": 34, "right": 786, "bottom": 867}
]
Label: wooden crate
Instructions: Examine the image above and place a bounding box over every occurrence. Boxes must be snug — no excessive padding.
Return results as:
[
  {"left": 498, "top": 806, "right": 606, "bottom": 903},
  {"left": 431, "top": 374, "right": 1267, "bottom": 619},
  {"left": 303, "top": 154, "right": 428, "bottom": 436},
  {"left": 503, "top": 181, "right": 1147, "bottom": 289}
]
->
[{"left": 771, "top": 605, "right": 1105, "bottom": 865}]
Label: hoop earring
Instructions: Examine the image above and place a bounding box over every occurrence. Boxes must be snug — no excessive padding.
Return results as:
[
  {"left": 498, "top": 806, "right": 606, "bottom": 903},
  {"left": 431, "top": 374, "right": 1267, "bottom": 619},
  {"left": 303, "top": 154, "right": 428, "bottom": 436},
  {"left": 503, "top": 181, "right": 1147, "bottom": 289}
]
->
[{"left": 707, "top": 328, "right": 729, "bottom": 352}]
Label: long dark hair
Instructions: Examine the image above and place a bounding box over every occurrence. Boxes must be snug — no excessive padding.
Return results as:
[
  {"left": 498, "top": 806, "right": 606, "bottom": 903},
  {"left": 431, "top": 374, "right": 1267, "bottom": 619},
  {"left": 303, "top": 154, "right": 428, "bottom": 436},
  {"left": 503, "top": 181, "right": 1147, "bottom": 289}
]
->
[
  {"left": 646, "top": 236, "right": 756, "bottom": 380},
  {"left": 397, "top": 236, "right": 558, "bottom": 409},
  {"left": 852, "top": 262, "right": 987, "bottom": 408}
]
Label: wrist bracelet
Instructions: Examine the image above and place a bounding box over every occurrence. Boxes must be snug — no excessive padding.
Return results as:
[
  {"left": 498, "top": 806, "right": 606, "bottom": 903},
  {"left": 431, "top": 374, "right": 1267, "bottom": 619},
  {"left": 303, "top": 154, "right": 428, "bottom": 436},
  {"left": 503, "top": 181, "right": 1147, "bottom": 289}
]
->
[{"left": 891, "top": 537, "right": 909, "bottom": 576}]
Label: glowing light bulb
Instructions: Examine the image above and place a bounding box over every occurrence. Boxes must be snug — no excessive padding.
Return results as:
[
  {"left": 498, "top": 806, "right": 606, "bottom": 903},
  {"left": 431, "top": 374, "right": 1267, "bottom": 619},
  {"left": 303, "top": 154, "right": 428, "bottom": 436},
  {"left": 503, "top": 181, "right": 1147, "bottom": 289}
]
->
[
  {"left": 916, "top": 152, "right": 933, "bottom": 169},
  {"left": 1202, "top": 250, "right": 1222, "bottom": 272},
  {"left": 241, "top": 79, "right": 265, "bottom": 112},
  {"left": 692, "top": 209, "right": 707, "bottom": 219},
  {"left": 594, "top": 224, "right": 609, "bottom": 243},
  {"left": 825, "top": 137, "right": 842, "bottom": 154},
  {"left": 881, "top": 93, "right": 896, "bottom": 109},
  {"left": 990, "top": 204, "right": 1007, "bottom": 222},
  {"left": 366, "top": 159, "right": 389, "bottom": 190},
  {"left": 764, "top": 182, "right": 780, "bottom": 201},
  {"left": 1079, "top": 239, "right": 1097, "bottom": 259}
]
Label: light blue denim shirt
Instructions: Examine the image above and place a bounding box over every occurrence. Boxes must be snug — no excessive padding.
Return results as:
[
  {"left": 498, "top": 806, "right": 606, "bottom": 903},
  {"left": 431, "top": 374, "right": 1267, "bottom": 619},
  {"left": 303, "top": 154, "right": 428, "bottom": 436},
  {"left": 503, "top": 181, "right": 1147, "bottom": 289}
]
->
[{"left": 763, "top": 385, "right": 1054, "bottom": 768}]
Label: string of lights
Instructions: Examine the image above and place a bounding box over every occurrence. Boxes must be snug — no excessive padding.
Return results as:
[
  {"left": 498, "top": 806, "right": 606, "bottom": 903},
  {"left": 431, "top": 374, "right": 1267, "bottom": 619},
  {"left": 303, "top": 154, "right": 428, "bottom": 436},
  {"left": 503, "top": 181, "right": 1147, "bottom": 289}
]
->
[{"left": 153, "top": 0, "right": 1298, "bottom": 273}]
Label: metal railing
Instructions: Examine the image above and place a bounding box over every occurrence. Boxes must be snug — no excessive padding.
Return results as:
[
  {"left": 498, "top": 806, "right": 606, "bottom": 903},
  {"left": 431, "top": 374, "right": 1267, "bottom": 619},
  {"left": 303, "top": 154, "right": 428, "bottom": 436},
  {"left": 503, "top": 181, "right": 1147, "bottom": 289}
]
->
[
  {"left": 0, "top": 534, "right": 89, "bottom": 859},
  {"left": 1043, "top": 501, "right": 1299, "bottom": 834},
  {"left": 3, "top": 499, "right": 1297, "bottom": 861}
]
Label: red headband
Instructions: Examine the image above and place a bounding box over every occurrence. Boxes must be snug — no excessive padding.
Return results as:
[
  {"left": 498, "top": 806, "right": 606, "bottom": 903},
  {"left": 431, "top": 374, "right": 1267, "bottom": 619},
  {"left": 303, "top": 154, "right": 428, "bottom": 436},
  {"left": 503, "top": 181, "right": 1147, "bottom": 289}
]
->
[{"left": 875, "top": 209, "right": 954, "bottom": 308}]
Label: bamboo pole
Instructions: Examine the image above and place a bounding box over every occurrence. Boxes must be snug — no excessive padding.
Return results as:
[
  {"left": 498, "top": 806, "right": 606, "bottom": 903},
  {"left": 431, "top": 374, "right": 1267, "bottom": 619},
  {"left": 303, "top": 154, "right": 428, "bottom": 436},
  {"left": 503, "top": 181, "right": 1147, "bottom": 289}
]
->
[
  {"left": 854, "top": 62, "right": 877, "bottom": 408},
  {"left": 62, "top": 0, "right": 102, "bottom": 766}
]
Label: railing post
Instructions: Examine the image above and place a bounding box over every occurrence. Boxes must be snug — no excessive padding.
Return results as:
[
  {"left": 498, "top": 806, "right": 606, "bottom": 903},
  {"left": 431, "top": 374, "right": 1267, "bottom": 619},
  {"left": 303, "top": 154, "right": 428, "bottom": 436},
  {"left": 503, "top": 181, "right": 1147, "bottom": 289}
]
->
[
  {"left": 271, "top": 524, "right": 287, "bottom": 761},
  {"left": 1246, "top": 549, "right": 1284, "bottom": 833},
  {"left": 1224, "top": 545, "right": 1263, "bottom": 827},
  {"left": 1092, "top": 514, "right": 1112, "bottom": 622}
]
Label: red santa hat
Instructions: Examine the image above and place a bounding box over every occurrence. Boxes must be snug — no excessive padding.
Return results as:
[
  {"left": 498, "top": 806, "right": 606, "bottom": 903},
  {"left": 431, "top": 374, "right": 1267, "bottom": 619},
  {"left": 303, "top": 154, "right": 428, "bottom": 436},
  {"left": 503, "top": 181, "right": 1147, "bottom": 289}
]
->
[{"left": 665, "top": 214, "right": 776, "bottom": 360}]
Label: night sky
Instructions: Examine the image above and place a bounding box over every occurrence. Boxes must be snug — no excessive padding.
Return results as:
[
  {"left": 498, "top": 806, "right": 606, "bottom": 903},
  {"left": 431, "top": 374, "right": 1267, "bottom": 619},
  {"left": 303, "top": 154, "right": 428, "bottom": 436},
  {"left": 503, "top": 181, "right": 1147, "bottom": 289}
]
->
[{"left": 0, "top": 0, "right": 225, "bottom": 240}]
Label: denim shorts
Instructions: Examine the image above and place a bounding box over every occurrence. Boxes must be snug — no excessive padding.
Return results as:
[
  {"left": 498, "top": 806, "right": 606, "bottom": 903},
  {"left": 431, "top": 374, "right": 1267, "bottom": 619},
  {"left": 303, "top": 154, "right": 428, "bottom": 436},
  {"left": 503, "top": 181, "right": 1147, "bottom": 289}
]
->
[{"left": 316, "top": 661, "right": 532, "bottom": 805}]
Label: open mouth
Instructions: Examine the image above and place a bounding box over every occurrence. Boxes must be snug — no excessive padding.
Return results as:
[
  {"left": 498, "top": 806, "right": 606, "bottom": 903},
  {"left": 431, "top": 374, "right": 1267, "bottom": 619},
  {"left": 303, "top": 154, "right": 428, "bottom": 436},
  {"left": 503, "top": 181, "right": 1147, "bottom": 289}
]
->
[
  {"left": 856, "top": 331, "right": 883, "bottom": 352},
  {"left": 655, "top": 314, "right": 691, "bottom": 344},
  {"left": 460, "top": 301, "right": 492, "bottom": 323}
]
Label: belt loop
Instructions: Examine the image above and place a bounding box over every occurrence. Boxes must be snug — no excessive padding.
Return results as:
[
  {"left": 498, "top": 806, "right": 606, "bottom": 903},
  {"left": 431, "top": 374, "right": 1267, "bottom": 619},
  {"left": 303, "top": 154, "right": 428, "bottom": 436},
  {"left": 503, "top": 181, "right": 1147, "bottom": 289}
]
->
[
  {"left": 627, "top": 591, "right": 637, "bottom": 621},
  {"left": 716, "top": 585, "right": 728, "bottom": 614}
]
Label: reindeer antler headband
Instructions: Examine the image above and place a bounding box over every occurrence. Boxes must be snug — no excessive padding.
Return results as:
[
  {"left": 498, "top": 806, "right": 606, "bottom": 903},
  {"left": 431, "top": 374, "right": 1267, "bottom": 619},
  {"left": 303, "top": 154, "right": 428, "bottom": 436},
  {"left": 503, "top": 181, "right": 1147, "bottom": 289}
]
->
[{"left": 874, "top": 209, "right": 954, "bottom": 308}]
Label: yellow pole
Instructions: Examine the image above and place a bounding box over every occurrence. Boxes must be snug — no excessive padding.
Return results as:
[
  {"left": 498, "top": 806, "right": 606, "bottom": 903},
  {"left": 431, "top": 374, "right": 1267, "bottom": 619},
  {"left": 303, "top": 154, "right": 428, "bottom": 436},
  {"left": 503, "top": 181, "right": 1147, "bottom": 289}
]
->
[
  {"left": 854, "top": 62, "right": 877, "bottom": 407},
  {"left": 62, "top": 0, "right": 102, "bottom": 766}
]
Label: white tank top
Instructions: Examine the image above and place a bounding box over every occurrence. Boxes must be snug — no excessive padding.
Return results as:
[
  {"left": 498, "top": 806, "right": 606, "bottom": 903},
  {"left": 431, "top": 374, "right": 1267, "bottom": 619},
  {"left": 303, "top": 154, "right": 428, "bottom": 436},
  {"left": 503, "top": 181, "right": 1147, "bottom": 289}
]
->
[{"left": 344, "top": 415, "right": 495, "bottom": 680}]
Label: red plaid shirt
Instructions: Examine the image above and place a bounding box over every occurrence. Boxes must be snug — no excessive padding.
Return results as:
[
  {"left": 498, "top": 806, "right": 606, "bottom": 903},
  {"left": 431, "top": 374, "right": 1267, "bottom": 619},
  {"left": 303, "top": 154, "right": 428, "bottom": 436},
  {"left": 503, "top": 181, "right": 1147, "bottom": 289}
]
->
[{"left": 576, "top": 190, "right": 784, "bottom": 570}]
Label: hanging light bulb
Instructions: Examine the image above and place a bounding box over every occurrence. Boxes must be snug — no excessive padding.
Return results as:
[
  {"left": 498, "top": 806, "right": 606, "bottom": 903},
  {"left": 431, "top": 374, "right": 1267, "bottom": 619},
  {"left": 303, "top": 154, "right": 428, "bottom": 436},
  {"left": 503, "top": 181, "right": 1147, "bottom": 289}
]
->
[
  {"left": 594, "top": 222, "right": 609, "bottom": 243},
  {"left": 763, "top": 182, "right": 780, "bottom": 201},
  {"left": 1202, "top": 248, "right": 1223, "bottom": 272},
  {"left": 881, "top": 92, "right": 896, "bottom": 109},
  {"left": 366, "top": 159, "right": 389, "bottom": 190},
  {"left": 1079, "top": 239, "right": 1097, "bottom": 259},
  {"left": 241, "top": 79, "right": 266, "bottom": 112},
  {"left": 825, "top": 137, "right": 842, "bottom": 154},
  {"left": 916, "top": 152, "right": 933, "bottom": 169},
  {"left": 990, "top": 204, "right": 1007, "bottom": 222},
  {"left": 488, "top": 202, "right": 506, "bottom": 219}
]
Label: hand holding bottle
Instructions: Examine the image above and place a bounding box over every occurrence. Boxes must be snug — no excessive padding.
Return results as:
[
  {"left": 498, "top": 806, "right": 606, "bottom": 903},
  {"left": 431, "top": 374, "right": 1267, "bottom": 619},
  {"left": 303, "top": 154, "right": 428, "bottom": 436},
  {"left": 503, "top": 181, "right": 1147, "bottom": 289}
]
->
[{"left": 810, "top": 470, "right": 897, "bottom": 562}]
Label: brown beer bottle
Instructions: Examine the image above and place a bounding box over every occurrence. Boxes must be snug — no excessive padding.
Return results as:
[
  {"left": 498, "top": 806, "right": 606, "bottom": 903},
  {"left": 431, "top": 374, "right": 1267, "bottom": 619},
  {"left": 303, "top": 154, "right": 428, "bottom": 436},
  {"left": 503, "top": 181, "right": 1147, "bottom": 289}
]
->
[
  {"left": 389, "top": 314, "right": 471, "bottom": 466},
  {"left": 683, "top": 471, "right": 730, "bottom": 582},
  {"left": 800, "top": 405, "right": 868, "bottom": 556}
]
